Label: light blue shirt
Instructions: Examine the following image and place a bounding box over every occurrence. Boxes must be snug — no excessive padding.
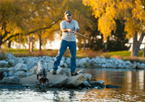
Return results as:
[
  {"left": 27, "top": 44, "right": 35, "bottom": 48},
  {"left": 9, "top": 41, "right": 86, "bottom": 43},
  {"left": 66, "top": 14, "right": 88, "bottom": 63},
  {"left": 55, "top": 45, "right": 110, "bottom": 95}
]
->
[{"left": 60, "top": 20, "right": 79, "bottom": 42}]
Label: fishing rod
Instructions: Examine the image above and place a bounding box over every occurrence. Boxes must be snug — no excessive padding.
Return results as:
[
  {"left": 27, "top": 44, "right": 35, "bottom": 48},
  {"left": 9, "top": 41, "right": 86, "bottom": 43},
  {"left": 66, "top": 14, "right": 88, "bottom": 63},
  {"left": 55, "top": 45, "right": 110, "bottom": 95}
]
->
[
  {"left": 71, "top": 31, "right": 88, "bottom": 39},
  {"left": 76, "top": 32, "right": 88, "bottom": 39}
]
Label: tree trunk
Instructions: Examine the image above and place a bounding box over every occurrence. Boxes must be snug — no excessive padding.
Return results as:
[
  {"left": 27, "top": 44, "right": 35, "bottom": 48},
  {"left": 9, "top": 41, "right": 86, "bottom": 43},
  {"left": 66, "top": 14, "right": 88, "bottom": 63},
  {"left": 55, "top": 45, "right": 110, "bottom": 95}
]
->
[
  {"left": 143, "top": 48, "right": 145, "bottom": 57},
  {"left": 29, "top": 42, "right": 33, "bottom": 52},
  {"left": 0, "top": 35, "right": 2, "bottom": 49},
  {"left": 39, "top": 35, "right": 42, "bottom": 51},
  {"left": 131, "top": 33, "right": 139, "bottom": 56},
  {"left": 8, "top": 40, "right": 12, "bottom": 48},
  {"left": 131, "top": 33, "right": 145, "bottom": 57}
]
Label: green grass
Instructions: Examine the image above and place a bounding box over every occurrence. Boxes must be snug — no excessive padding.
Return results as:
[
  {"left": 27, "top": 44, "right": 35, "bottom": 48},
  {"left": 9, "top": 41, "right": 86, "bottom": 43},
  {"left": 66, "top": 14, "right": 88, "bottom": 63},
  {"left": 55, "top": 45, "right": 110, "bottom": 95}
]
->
[
  {"left": 103, "top": 51, "right": 143, "bottom": 57},
  {"left": 1, "top": 48, "right": 145, "bottom": 62},
  {"left": 106, "top": 51, "right": 131, "bottom": 57}
]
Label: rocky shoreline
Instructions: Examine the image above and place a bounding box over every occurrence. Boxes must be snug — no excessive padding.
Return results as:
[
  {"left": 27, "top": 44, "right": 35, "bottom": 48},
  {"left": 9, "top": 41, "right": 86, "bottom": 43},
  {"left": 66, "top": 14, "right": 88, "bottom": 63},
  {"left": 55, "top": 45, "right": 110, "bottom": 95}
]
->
[{"left": 0, "top": 53, "right": 145, "bottom": 89}]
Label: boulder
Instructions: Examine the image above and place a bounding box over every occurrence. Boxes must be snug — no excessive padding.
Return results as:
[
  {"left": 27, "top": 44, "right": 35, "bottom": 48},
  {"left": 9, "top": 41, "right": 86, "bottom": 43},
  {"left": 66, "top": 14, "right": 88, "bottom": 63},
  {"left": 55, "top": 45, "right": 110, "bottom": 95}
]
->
[
  {"left": 15, "top": 58, "right": 24, "bottom": 64},
  {"left": 48, "top": 60, "right": 54, "bottom": 70},
  {"left": 61, "top": 63, "right": 68, "bottom": 68},
  {"left": 0, "top": 60, "right": 8, "bottom": 67},
  {"left": 0, "top": 71, "right": 8, "bottom": 80},
  {"left": 27, "top": 65, "right": 37, "bottom": 75},
  {"left": 1, "top": 76, "right": 20, "bottom": 84},
  {"left": 65, "top": 58, "right": 70, "bottom": 65},
  {"left": 5, "top": 53, "right": 16, "bottom": 67},
  {"left": 136, "top": 64, "right": 145, "bottom": 69},
  {"left": 5, "top": 53, "right": 16, "bottom": 60},
  {"left": 65, "top": 74, "right": 86, "bottom": 88},
  {"left": 50, "top": 66, "right": 70, "bottom": 76},
  {"left": 63, "top": 68, "right": 70, "bottom": 76},
  {"left": 84, "top": 73, "right": 92, "bottom": 81},
  {"left": 2, "top": 72, "right": 7, "bottom": 78},
  {"left": 77, "top": 58, "right": 87, "bottom": 67},
  {"left": 14, "top": 63, "right": 27, "bottom": 71},
  {"left": 14, "top": 71, "right": 27, "bottom": 78},
  {"left": 27, "top": 60, "right": 37, "bottom": 71},
  {"left": 25, "top": 72, "right": 32, "bottom": 77},
  {"left": 78, "top": 80, "right": 91, "bottom": 88},
  {"left": 8, "top": 67, "right": 16, "bottom": 73},
  {"left": 7, "top": 59, "right": 16, "bottom": 67},
  {"left": 0, "top": 68, "right": 9, "bottom": 74},
  {"left": 129, "top": 64, "right": 136, "bottom": 69},
  {"left": 90, "top": 80, "right": 105, "bottom": 88},
  {"left": 77, "top": 69, "right": 85, "bottom": 74},
  {"left": 20, "top": 72, "right": 68, "bottom": 88},
  {"left": 8, "top": 71, "right": 13, "bottom": 76}
]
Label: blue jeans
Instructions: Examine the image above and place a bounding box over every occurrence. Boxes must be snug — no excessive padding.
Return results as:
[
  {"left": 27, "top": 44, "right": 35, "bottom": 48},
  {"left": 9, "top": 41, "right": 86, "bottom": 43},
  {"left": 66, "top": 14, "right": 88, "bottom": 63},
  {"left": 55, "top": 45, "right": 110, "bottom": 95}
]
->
[{"left": 53, "top": 40, "right": 76, "bottom": 73}]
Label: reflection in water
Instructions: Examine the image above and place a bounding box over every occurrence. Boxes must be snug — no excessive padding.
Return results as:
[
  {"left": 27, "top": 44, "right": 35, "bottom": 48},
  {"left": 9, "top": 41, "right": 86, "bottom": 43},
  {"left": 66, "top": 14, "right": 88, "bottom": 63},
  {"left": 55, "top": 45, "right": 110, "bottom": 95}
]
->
[
  {"left": 0, "top": 69, "right": 145, "bottom": 101},
  {"left": 138, "top": 71, "right": 144, "bottom": 90}
]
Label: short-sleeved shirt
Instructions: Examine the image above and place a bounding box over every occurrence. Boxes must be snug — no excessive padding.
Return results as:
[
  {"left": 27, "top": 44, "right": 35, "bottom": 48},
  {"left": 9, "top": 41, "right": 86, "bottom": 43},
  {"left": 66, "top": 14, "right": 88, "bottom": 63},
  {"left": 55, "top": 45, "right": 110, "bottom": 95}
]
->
[{"left": 60, "top": 20, "right": 79, "bottom": 42}]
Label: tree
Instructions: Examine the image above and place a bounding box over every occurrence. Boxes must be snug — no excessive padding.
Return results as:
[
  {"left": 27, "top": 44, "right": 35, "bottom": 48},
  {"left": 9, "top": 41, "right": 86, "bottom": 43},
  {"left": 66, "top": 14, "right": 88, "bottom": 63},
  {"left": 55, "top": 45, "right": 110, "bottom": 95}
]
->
[
  {"left": 0, "top": 0, "right": 70, "bottom": 49},
  {"left": 107, "top": 20, "right": 130, "bottom": 51},
  {"left": 83, "top": 0, "right": 145, "bottom": 56}
]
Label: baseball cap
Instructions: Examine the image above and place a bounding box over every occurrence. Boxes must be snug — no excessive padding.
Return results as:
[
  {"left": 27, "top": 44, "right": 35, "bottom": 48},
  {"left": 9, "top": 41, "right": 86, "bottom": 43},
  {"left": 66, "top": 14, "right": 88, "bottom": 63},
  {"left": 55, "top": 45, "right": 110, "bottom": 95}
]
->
[{"left": 64, "top": 10, "right": 72, "bottom": 16}]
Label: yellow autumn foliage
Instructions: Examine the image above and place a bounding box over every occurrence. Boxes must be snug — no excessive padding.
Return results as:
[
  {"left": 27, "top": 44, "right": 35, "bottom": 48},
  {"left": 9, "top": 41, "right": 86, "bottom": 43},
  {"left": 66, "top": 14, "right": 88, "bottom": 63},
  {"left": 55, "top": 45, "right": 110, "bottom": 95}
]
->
[{"left": 83, "top": 0, "right": 145, "bottom": 40}]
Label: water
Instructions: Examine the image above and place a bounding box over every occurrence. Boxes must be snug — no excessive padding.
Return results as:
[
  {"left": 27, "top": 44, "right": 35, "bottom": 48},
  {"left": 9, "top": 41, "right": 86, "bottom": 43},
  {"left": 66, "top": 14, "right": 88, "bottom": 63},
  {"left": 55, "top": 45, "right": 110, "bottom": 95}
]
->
[{"left": 1, "top": 68, "right": 145, "bottom": 102}]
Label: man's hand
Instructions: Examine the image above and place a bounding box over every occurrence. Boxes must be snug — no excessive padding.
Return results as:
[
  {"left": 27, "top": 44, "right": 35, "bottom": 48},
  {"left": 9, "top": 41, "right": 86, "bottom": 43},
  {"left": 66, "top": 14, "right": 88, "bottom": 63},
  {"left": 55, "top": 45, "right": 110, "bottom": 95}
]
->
[
  {"left": 73, "top": 28, "right": 79, "bottom": 35},
  {"left": 67, "top": 29, "right": 73, "bottom": 32},
  {"left": 62, "top": 29, "right": 72, "bottom": 32}
]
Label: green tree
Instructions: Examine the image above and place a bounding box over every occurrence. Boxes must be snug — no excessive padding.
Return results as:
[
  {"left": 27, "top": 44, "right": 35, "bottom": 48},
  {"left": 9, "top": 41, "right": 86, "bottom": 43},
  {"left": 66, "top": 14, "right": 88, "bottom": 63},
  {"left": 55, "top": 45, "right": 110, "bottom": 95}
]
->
[{"left": 107, "top": 20, "right": 130, "bottom": 51}]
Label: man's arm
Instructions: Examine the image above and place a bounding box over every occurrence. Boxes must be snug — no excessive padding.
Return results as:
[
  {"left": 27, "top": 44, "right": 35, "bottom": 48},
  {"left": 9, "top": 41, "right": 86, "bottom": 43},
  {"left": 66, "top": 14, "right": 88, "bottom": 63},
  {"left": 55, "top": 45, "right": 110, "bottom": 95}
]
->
[{"left": 62, "top": 29, "right": 73, "bottom": 32}]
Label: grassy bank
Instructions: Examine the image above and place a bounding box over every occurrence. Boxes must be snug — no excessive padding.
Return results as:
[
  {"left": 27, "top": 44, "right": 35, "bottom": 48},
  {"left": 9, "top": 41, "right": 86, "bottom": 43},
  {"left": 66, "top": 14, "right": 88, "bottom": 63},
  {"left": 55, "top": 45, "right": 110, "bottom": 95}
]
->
[{"left": 1, "top": 48, "right": 145, "bottom": 63}]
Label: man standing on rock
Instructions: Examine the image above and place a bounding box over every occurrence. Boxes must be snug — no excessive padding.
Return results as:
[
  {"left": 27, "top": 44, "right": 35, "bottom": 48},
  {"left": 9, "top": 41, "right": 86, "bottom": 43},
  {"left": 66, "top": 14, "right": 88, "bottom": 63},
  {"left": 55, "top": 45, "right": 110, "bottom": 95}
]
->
[{"left": 52, "top": 10, "right": 79, "bottom": 76}]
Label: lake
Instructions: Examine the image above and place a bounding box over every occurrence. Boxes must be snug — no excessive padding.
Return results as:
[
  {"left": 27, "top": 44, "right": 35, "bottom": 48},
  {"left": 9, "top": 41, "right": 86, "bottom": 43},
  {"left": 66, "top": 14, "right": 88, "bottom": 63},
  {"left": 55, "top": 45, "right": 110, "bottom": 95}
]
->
[{"left": 0, "top": 68, "right": 145, "bottom": 102}]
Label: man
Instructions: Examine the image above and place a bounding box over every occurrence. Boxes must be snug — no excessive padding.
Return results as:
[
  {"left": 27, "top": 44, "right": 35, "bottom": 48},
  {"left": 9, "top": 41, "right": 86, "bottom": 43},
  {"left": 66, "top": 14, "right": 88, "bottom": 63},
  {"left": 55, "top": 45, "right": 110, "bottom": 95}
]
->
[{"left": 52, "top": 10, "right": 79, "bottom": 76}]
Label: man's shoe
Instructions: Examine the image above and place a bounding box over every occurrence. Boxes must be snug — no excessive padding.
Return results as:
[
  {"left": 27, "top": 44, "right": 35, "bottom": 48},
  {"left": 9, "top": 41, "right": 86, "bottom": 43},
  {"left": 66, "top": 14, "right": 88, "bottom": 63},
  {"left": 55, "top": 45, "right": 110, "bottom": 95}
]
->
[
  {"left": 52, "top": 69, "right": 57, "bottom": 74},
  {"left": 71, "top": 72, "right": 78, "bottom": 76}
]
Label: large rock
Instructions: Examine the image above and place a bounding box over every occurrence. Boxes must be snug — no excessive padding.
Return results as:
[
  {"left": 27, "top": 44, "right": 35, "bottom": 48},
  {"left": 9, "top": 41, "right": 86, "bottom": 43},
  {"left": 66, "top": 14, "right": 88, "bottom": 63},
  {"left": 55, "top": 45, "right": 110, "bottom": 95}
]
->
[
  {"left": 78, "top": 80, "right": 91, "bottom": 88},
  {"left": 14, "top": 63, "right": 27, "bottom": 71},
  {"left": 2, "top": 72, "right": 7, "bottom": 78},
  {"left": 48, "top": 60, "right": 54, "bottom": 70},
  {"left": 65, "top": 58, "right": 70, "bottom": 65},
  {"left": 65, "top": 74, "right": 86, "bottom": 88},
  {"left": 50, "top": 67, "right": 70, "bottom": 76},
  {"left": 15, "top": 58, "right": 24, "bottom": 64},
  {"left": 8, "top": 71, "right": 13, "bottom": 76},
  {"left": 128, "top": 64, "right": 136, "bottom": 69},
  {"left": 14, "top": 71, "right": 27, "bottom": 78},
  {"left": 5, "top": 53, "right": 16, "bottom": 67},
  {"left": 136, "top": 64, "right": 145, "bottom": 69},
  {"left": 20, "top": 72, "right": 68, "bottom": 88},
  {"left": 0, "top": 71, "right": 8, "bottom": 80},
  {"left": 8, "top": 67, "right": 16, "bottom": 73},
  {"left": 0, "top": 68, "right": 9, "bottom": 74},
  {"left": 27, "top": 65, "right": 37, "bottom": 75},
  {"left": 27, "top": 60, "right": 37, "bottom": 71},
  {"left": 1, "top": 76, "right": 20, "bottom": 84},
  {"left": 0, "top": 60, "right": 8, "bottom": 67},
  {"left": 90, "top": 80, "right": 105, "bottom": 88},
  {"left": 7, "top": 59, "right": 16, "bottom": 67},
  {"left": 84, "top": 73, "right": 92, "bottom": 81},
  {"left": 0, "top": 68, "right": 9, "bottom": 79},
  {"left": 77, "top": 58, "right": 87, "bottom": 67},
  {"left": 77, "top": 69, "right": 85, "bottom": 74},
  {"left": 5, "top": 53, "right": 16, "bottom": 60}
]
